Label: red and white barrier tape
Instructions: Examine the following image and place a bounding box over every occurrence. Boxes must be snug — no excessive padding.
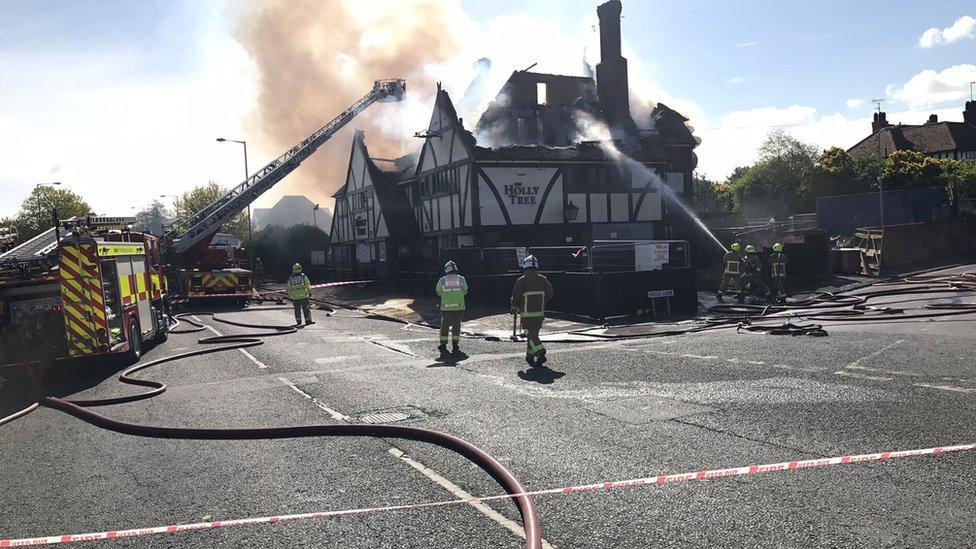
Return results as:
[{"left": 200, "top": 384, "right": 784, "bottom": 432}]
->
[{"left": 3, "top": 441, "right": 974, "bottom": 547}]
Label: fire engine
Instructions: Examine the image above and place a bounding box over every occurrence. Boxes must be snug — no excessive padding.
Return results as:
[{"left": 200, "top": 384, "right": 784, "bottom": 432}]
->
[
  {"left": 0, "top": 217, "right": 168, "bottom": 367},
  {"left": 163, "top": 78, "right": 406, "bottom": 303}
]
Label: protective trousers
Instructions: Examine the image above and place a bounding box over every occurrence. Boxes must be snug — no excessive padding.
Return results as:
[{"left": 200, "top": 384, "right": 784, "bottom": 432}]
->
[
  {"left": 522, "top": 317, "right": 545, "bottom": 357},
  {"left": 439, "top": 311, "right": 463, "bottom": 346},
  {"left": 293, "top": 298, "right": 312, "bottom": 324},
  {"left": 717, "top": 273, "right": 741, "bottom": 296},
  {"left": 773, "top": 277, "right": 787, "bottom": 298}
]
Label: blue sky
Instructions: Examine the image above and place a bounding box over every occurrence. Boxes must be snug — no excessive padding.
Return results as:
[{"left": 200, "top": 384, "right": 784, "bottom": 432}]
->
[{"left": 1, "top": 0, "right": 974, "bottom": 218}]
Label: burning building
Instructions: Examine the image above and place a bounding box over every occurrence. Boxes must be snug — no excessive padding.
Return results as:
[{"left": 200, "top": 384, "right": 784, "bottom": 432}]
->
[{"left": 330, "top": 0, "right": 701, "bottom": 281}]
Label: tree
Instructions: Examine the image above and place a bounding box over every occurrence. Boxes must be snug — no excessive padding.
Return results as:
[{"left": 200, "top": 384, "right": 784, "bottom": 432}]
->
[
  {"left": 11, "top": 186, "right": 92, "bottom": 240},
  {"left": 880, "top": 150, "right": 945, "bottom": 190},
  {"left": 132, "top": 200, "right": 172, "bottom": 235},
  {"left": 730, "top": 131, "right": 822, "bottom": 216},
  {"left": 815, "top": 147, "right": 877, "bottom": 197},
  {"left": 172, "top": 182, "right": 248, "bottom": 240}
]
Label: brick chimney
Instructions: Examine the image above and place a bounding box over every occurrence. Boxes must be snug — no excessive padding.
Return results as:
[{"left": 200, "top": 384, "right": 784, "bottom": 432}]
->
[
  {"left": 596, "top": 0, "right": 637, "bottom": 141},
  {"left": 872, "top": 112, "right": 891, "bottom": 133},
  {"left": 927, "top": 114, "right": 938, "bottom": 124},
  {"left": 965, "top": 100, "right": 976, "bottom": 125}
]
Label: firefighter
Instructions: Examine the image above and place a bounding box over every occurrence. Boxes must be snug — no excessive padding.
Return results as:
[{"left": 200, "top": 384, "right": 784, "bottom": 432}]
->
[
  {"left": 254, "top": 257, "right": 265, "bottom": 285},
  {"left": 769, "top": 243, "right": 789, "bottom": 302},
  {"left": 716, "top": 242, "right": 743, "bottom": 302},
  {"left": 740, "top": 245, "right": 770, "bottom": 301},
  {"left": 435, "top": 260, "right": 468, "bottom": 356},
  {"left": 511, "top": 255, "right": 553, "bottom": 367},
  {"left": 287, "top": 263, "right": 314, "bottom": 326}
]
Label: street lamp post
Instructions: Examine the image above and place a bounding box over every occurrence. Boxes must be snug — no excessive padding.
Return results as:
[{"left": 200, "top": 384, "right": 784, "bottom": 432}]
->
[
  {"left": 313, "top": 203, "right": 320, "bottom": 228},
  {"left": 216, "top": 138, "right": 252, "bottom": 270}
]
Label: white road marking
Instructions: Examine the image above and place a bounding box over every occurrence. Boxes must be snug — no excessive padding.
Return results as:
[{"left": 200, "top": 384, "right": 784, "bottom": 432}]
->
[
  {"left": 277, "top": 376, "right": 553, "bottom": 546},
  {"left": 198, "top": 322, "right": 269, "bottom": 369},
  {"left": 315, "top": 355, "right": 357, "bottom": 365},
  {"left": 278, "top": 377, "right": 349, "bottom": 421},
  {"left": 388, "top": 448, "right": 556, "bottom": 549},
  {"left": 847, "top": 339, "right": 906, "bottom": 369},
  {"left": 833, "top": 370, "right": 894, "bottom": 382},
  {"left": 914, "top": 383, "right": 976, "bottom": 394}
]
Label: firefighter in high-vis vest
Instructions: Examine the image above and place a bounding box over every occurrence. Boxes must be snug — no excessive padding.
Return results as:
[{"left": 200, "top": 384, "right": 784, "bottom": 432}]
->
[
  {"left": 741, "top": 245, "right": 770, "bottom": 301},
  {"left": 287, "top": 263, "right": 314, "bottom": 325},
  {"left": 435, "top": 260, "right": 468, "bottom": 356},
  {"left": 511, "top": 255, "right": 554, "bottom": 367},
  {"left": 716, "top": 242, "right": 743, "bottom": 302},
  {"left": 769, "top": 243, "right": 789, "bottom": 302}
]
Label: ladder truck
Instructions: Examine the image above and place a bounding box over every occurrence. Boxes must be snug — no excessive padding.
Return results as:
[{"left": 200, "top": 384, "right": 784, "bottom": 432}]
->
[{"left": 164, "top": 79, "right": 406, "bottom": 304}]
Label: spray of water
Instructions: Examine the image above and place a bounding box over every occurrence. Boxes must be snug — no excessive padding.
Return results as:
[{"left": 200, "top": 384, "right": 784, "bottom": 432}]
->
[{"left": 573, "top": 112, "right": 727, "bottom": 254}]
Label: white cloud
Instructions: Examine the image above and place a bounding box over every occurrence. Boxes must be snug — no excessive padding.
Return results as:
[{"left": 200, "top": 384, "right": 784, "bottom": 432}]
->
[
  {"left": 885, "top": 64, "right": 976, "bottom": 108},
  {"left": 694, "top": 105, "right": 967, "bottom": 181},
  {"left": 919, "top": 15, "right": 975, "bottom": 48},
  {"left": 728, "top": 76, "right": 745, "bottom": 85},
  {"left": 736, "top": 41, "right": 759, "bottom": 48},
  {"left": 845, "top": 98, "right": 864, "bottom": 109}
]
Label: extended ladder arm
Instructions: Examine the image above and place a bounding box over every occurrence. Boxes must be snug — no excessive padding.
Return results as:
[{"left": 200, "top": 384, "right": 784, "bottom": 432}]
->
[{"left": 169, "top": 79, "right": 406, "bottom": 254}]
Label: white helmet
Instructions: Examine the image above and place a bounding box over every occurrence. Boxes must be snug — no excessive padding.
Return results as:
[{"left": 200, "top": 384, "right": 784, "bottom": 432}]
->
[
  {"left": 444, "top": 260, "right": 458, "bottom": 274},
  {"left": 521, "top": 255, "right": 539, "bottom": 269}
]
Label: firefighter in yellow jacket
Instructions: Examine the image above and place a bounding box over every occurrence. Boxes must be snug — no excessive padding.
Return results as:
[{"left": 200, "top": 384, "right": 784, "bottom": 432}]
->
[
  {"left": 769, "top": 243, "right": 789, "bottom": 302},
  {"left": 716, "top": 243, "right": 742, "bottom": 302},
  {"left": 511, "top": 255, "right": 554, "bottom": 367},
  {"left": 435, "top": 260, "right": 468, "bottom": 356},
  {"left": 287, "top": 263, "right": 314, "bottom": 326}
]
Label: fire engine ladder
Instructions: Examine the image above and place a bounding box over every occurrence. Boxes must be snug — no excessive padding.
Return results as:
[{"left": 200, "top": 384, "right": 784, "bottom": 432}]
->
[
  {"left": 0, "top": 216, "right": 136, "bottom": 264},
  {"left": 168, "top": 79, "right": 406, "bottom": 254}
]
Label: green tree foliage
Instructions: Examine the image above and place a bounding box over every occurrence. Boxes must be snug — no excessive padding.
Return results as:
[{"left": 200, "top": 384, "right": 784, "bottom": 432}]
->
[
  {"left": 172, "top": 182, "right": 248, "bottom": 240},
  {"left": 10, "top": 186, "right": 92, "bottom": 240},
  {"left": 251, "top": 224, "right": 330, "bottom": 280},
  {"left": 132, "top": 200, "right": 172, "bottom": 235},
  {"left": 816, "top": 147, "right": 879, "bottom": 195},
  {"left": 729, "top": 131, "right": 822, "bottom": 216}
]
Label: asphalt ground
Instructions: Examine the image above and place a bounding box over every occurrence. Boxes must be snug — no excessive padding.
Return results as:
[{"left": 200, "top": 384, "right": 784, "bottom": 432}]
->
[{"left": 2, "top": 266, "right": 976, "bottom": 548}]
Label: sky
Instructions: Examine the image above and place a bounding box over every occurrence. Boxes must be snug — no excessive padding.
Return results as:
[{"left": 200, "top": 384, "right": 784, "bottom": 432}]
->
[{"left": 1, "top": 0, "right": 975, "bottom": 219}]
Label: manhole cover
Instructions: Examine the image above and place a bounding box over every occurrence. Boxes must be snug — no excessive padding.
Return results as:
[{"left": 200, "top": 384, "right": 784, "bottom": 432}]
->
[{"left": 359, "top": 411, "right": 412, "bottom": 424}]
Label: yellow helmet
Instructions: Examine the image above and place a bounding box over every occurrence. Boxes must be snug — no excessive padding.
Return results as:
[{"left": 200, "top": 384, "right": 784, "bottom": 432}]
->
[
  {"left": 772, "top": 243, "right": 783, "bottom": 253},
  {"left": 730, "top": 243, "right": 741, "bottom": 252},
  {"left": 292, "top": 263, "right": 302, "bottom": 273},
  {"left": 745, "top": 245, "right": 757, "bottom": 253}
]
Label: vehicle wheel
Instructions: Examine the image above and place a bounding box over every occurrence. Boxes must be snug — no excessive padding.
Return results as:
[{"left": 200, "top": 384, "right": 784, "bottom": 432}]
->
[{"left": 127, "top": 320, "right": 142, "bottom": 363}]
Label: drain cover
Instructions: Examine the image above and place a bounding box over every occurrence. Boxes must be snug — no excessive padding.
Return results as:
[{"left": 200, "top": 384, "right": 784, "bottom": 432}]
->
[{"left": 359, "top": 411, "right": 412, "bottom": 424}]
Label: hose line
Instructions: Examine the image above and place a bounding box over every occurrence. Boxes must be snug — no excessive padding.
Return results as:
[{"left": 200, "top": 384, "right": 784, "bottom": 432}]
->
[{"left": 15, "top": 310, "right": 543, "bottom": 549}]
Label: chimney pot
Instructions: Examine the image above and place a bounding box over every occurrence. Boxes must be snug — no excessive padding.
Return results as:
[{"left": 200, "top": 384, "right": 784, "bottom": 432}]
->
[
  {"left": 927, "top": 114, "right": 938, "bottom": 123},
  {"left": 872, "top": 111, "right": 890, "bottom": 133},
  {"left": 965, "top": 100, "right": 976, "bottom": 125}
]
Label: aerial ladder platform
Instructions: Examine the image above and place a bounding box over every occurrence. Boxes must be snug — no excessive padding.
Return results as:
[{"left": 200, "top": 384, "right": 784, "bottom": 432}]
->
[{"left": 168, "top": 79, "right": 406, "bottom": 255}]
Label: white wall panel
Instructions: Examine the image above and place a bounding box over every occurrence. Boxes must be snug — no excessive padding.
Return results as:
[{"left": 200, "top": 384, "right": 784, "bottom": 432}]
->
[
  {"left": 590, "top": 194, "right": 607, "bottom": 223},
  {"left": 637, "top": 191, "right": 663, "bottom": 221},
  {"left": 610, "top": 193, "right": 629, "bottom": 222}
]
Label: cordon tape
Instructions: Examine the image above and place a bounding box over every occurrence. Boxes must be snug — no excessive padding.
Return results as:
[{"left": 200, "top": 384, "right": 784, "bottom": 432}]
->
[{"left": 3, "top": 440, "right": 973, "bottom": 547}]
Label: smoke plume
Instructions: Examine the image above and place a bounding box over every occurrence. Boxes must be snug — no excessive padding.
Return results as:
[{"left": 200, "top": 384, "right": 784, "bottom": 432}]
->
[{"left": 235, "top": 0, "right": 465, "bottom": 206}]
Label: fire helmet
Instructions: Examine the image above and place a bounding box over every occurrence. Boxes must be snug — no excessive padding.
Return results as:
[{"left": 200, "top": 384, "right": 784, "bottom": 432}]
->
[
  {"left": 730, "top": 243, "right": 741, "bottom": 252},
  {"left": 745, "top": 245, "right": 757, "bottom": 254},
  {"left": 292, "top": 263, "right": 302, "bottom": 273},
  {"left": 521, "top": 255, "right": 539, "bottom": 269},
  {"left": 444, "top": 260, "right": 458, "bottom": 274},
  {"left": 772, "top": 243, "right": 784, "bottom": 253}
]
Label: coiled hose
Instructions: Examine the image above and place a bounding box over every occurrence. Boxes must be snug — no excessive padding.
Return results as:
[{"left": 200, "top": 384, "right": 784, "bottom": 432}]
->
[{"left": 9, "top": 311, "right": 543, "bottom": 549}]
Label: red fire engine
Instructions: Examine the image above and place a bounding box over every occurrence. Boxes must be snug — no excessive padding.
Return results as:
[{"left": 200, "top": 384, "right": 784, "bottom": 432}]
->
[{"left": 0, "top": 217, "right": 168, "bottom": 367}]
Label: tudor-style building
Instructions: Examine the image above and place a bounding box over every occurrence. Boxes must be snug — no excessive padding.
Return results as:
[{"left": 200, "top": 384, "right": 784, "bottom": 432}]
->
[{"left": 328, "top": 131, "right": 418, "bottom": 279}]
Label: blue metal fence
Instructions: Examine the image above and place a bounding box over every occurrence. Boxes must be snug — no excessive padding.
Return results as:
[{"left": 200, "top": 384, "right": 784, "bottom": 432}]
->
[{"left": 816, "top": 187, "right": 944, "bottom": 236}]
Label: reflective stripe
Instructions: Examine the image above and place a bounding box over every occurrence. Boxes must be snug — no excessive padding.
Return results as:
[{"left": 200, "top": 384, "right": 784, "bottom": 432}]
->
[
  {"left": 724, "top": 260, "right": 740, "bottom": 275},
  {"left": 522, "top": 291, "right": 546, "bottom": 318}
]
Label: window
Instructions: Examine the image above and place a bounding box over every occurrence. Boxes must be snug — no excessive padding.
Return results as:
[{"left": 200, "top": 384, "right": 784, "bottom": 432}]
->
[{"left": 537, "top": 82, "right": 547, "bottom": 105}]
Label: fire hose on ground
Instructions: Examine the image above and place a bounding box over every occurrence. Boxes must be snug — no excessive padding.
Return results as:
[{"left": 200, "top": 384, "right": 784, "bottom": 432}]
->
[{"left": 3, "top": 311, "right": 544, "bottom": 549}]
